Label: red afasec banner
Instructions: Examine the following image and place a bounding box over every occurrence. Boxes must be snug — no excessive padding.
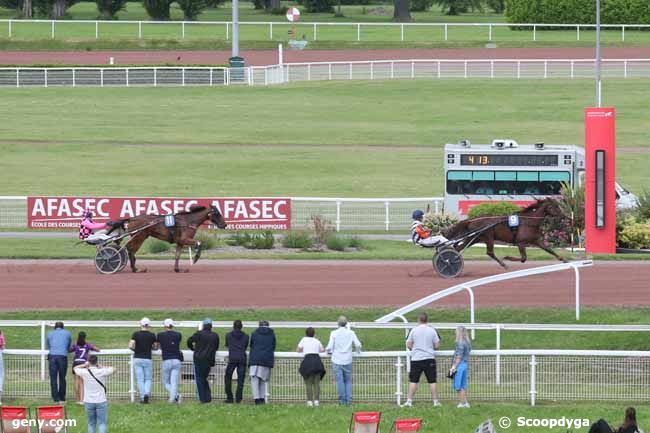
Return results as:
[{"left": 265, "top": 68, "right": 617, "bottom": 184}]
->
[{"left": 27, "top": 197, "right": 291, "bottom": 230}]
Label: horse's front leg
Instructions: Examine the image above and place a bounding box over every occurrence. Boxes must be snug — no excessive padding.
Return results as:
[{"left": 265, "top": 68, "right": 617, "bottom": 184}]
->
[
  {"left": 127, "top": 235, "right": 147, "bottom": 273},
  {"left": 535, "top": 240, "right": 568, "bottom": 263},
  {"left": 174, "top": 244, "right": 188, "bottom": 273},
  {"left": 504, "top": 243, "right": 527, "bottom": 263}
]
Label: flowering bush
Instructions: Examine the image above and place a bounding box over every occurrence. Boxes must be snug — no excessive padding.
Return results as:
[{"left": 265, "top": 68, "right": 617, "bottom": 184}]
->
[
  {"left": 617, "top": 215, "right": 650, "bottom": 249},
  {"left": 422, "top": 212, "right": 459, "bottom": 234},
  {"left": 540, "top": 216, "right": 573, "bottom": 248}
]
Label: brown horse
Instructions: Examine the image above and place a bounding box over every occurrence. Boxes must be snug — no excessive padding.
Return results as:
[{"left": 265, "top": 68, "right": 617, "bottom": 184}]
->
[
  {"left": 114, "top": 205, "right": 227, "bottom": 273},
  {"left": 443, "top": 198, "right": 568, "bottom": 269}
]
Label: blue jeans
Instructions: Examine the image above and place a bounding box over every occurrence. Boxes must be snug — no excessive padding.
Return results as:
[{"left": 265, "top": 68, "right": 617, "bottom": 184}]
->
[
  {"left": 332, "top": 363, "right": 353, "bottom": 405},
  {"left": 85, "top": 401, "right": 108, "bottom": 433},
  {"left": 161, "top": 359, "right": 181, "bottom": 402},
  {"left": 48, "top": 355, "right": 68, "bottom": 402},
  {"left": 132, "top": 358, "right": 152, "bottom": 401}
]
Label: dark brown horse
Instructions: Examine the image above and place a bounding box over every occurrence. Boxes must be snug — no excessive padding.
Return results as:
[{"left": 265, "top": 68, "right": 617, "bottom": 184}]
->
[
  {"left": 443, "top": 198, "right": 568, "bottom": 269},
  {"left": 114, "top": 205, "right": 227, "bottom": 273}
]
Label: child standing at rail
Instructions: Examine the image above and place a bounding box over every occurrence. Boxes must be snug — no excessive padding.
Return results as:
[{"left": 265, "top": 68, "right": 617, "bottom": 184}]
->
[{"left": 71, "top": 331, "right": 100, "bottom": 405}]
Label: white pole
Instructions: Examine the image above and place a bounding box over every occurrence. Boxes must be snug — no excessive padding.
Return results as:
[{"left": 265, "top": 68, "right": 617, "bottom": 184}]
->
[
  {"left": 336, "top": 200, "right": 341, "bottom": 232},
  {"left": 596, "top": 0, "right": 602, "bottom": 107},
  {"left": 495, "top": 324, "right": 501, "bottom": 385},
  {"left": 8, "top": 19, "right": 11, "bottom": 38},
  {"left": 232, "top": 0, "right": 240, "bottom": 57},
  {"left": 51, "top": 20, "right": 55, "bottom": 39},
  {"left": 95, "top": 20, "right": 99, "bottom": 39},
  {"left": 574, "top": 265, "right": 580, "bottom": 320},
  {"left": 395, "top": 356, "right": 402, "bottom": 406},
  {"left": 40, "top": 321, "right": 46, "bottom": 381},
  {"left": 278, "top": 43, "right": 283, "bottom": 65},
  {"left": 529, "top": 355, "right": 537, "bottom": 406}
]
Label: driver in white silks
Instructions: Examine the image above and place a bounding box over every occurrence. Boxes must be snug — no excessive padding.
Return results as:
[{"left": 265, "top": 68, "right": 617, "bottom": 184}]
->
[
  {"left": 79, "top": 209, "right": 116, "bottom": 243},
  {"left": 411, "top": 209, "right": 448, "bottom": 247}
]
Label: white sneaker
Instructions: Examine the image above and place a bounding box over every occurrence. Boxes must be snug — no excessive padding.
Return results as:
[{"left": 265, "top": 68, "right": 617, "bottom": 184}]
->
[
  {"left": 307, "top": 401, "right": 313, "bottom": 407},
  {"left": 433, "top": 400, "right": 442, "bottom": 407},
  {"left": 401, "top": 400, "right": 413, "bottom": 407},
  {"left": 313, "top": 401, "right": 319, "bottom": 407}
]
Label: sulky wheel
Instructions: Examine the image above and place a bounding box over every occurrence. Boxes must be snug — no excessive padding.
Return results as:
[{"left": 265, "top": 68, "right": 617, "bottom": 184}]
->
[
  {"left": 95, "top": 245, "right": 123, "bottom": 275},
  {"left": 117, "top": 247, "right": 129, "bottom": 272},
  {"left": 433, "top": 248, "right": 464, "bottom": 279}
]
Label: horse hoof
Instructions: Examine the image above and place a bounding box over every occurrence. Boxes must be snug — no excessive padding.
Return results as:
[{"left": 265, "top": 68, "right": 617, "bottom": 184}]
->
[
  {"left": 175, "top": 269, "right": 190, "bottom": 273},
  {"left": 133, "top": 268, "right": 147, "bottom": 273}
]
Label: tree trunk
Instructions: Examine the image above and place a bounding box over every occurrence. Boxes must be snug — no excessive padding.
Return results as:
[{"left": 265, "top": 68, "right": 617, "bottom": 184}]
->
[
  {"left": 265, "top": 0, "right": 279, "bottom": 12},
  {"left": 22, "top": 0, "right": 33, "bottom": 18},
  {"left": 392, "top": 0, "right": 411, "bottom": 22},
  {"left": 52, "top": 0, "right": 67, "bottom": 18}
]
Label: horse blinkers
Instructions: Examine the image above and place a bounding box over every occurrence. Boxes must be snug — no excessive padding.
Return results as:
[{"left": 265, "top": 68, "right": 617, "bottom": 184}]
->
[{"left": 210, "top": 206, "right": 227, "bottom": 229}]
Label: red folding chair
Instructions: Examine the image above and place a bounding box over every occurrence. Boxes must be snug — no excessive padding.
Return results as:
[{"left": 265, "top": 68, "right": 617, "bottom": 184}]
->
[
  {"left": 0, "top": 406, "right": 31, "bottom": 433},
  {"left": 389, "top": 419, "right": 422, "bottom": 433},
  {"left": 348, "top": 411, "right": 381, "bottom": 433},
  {"left": 36, "top": 406, "right": 66, "bottom": 433}
]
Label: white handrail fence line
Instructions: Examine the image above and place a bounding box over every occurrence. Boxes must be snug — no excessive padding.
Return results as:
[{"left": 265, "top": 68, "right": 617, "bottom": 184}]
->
[
  {"left": 3, "top": 59, "right": 650, "bottom": 88},
  {"left": 2, "top": 348, "right": 650, "bottom": 405},
  {"left": 0, "top": 196, "right": 444, "bottom": 231},
  {"left": 2, "top": 19, "right": 650, "bottom": 42}
]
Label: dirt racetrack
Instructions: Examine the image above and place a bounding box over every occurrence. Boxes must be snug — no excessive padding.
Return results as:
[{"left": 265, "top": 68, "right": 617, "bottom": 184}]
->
[{"left": 0, "top": 260, "right": 647, "bottom": 311}]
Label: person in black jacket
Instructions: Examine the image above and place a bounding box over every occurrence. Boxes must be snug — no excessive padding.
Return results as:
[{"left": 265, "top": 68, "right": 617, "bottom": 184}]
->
[
  {"left": 224, "top": 320, "right": 249, "bottom": 404},
  {"left": 187, "top": 318, "right": 219, "bottom": 403},
  {"left": 249, "top": 320, "right": 276, "bottom": 405},
  {"left": 589, "top": 407, "right": 643, "bottom": 433}
]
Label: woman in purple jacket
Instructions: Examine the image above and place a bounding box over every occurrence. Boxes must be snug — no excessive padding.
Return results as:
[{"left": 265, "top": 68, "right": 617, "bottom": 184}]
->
[{"left": 71, "top": 331, "right": 100, "bottom": 404}]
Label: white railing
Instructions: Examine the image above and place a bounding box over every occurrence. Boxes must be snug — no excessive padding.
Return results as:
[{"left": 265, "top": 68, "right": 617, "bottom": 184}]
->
[
  {"left": 3, "top": 59, "right": 650, "bottom": 87},
  {"left": 0, "top": 196, "right": 443, "bottom": 231},
  {"left": 1, "top": 19, "right": 649, "bottom": 42},
  {"left": 376, "top": 260, "right": 594, "bottom": 326},
  {"left": 2, "top": 348, "right": 649, "bottom": 405}
]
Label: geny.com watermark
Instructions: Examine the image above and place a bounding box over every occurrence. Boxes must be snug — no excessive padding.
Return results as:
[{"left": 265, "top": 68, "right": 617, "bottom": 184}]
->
[
  {"left": 498, "top": 416, "right": 590, "bottom": 430},
  {"left": 12, "top": 418, "right": 77, "bottom": 431}
]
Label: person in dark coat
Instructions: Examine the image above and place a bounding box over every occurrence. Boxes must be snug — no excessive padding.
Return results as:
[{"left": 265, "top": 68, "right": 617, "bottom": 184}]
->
[
  {"left": 187, "top": 318, "right": 219, "bottom": 403},
  {"left": 297, "top": 327, "right": 326, "bottom": 407},
  {"left": 248, "top": 320, "right": 276, "bottom": 405},
  {"left": 589, "top": 407, "right": 643, "bottom": 433},
  {"left": 224, "top": 320, "right": 249, "bottom": 404}
]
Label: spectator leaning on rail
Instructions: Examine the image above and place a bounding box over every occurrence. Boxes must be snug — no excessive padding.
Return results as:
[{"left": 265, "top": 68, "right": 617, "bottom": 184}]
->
[
  {"left": 71, "top": 331, "right": 100, "bottom": 405},
  {"left": 157, "top": 318, "right": 183, "bottom": 404},
  {"left": 589, "top": 407, "right": 644, "bottom": 433},
  {"left": 450, "top": 325, "right": 471, "bottom": 408},
  {"left": 46, "top": 321, "right": 72, "bottom": 403},
  {"left": 74, "top": 355, "right": 114, "bottom": 433},
  {"left": 187, "top": 318, "right": 220, "bottom": 403},
  {"left": 411, "top": 210, "right": 448, "bottom": 247},
  {"left": 128, "top": 317, "right": 158, "bottom": 404},
  {"left": 249, "top": 320, "right": 276, "bottom": 405},
  {"left": 0, "top": 329, "right": 5, "bottom": 405},
  {"left": 224, "top": 320, "right": 249, "bottom": 404},
  {"left": 402, "top": 312, "right": 441, "bottom": 408},
  {"left": 297, "top": 327, "right": 326, "bottom": 407},
  {"left": 326, "top": 316, "right": 362, "bottom": 406}
]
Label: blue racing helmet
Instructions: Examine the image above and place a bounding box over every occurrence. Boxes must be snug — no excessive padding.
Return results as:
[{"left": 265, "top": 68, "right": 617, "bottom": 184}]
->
[{"left": 412, "top": 209, "right": 424, "bottom": 220}]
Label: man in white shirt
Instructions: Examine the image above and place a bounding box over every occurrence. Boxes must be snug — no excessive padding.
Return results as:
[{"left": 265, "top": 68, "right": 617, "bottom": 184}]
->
[
  {"left": 74, "top": 355, "right": 115, "bottom": 433},
  {"left": 326, "top": 316, "right": 362, "bottom": 405},
  {"left": 402, "top": 312, "right": 441, "bottom": 407}
]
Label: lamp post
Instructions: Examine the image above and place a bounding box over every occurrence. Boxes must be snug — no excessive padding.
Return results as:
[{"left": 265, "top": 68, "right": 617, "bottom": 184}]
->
[
  {"left": 595, "top": 0, "right": 601, "bottom": 107},
  {"left": 229, "top": 0, "right": 244, "bottom": 71}
]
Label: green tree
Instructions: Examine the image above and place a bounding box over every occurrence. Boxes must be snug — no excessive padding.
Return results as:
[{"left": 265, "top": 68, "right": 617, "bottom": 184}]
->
[
  {"left": 95, "top": 0, "right": 127, "bottom": 19},
  {"left": 434, "top": 0, "right": 482, "bottom": 15},
  {"left": 485, "top": 0, "right": 504, "bottom": 13},
  {"left": 34, "top": 0, "right": 77, "bottom": 18},
  {"left": 303, "top": 0, "right": 332, "bottom": 13},
  {"left": 410, "top": 0, "right": 434, "bottom": 12},
  {"left": 392, "top": 0, "right": 411, "bottom": 22},
  {"left": 176, "top": 0, "right": 208, "bottom": 20},
  {"left": 142, "top": 0, "right": 171, "bottom": 20}
]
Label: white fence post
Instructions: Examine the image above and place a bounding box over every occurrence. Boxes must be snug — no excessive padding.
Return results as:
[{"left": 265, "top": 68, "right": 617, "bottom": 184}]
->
[
  {"left": 95, "top": 20, "right": 99, "bottom": 39},
  {"left": 444, "top": 23, "right": 448, "bottom": 41},
  {"left": 335, "top": 200, "right": 341, "bottom": 232},
  {"left": 488, "top": 23, "right": 492, "bottom": 41},
  {"left": 154, "top": 68, "right": 157, "bottom": 86},
  {"left": 72, "top": 68, "right": 76, "bottom": 87},
  {"left": 571, "top": 60, "right": 574, "bottom": 79},
  {"left": 529, "top": 355, "right": 537, "bottom": 406},
  {"left": 44, "top": 69, "right": 47, "bottom": 87},
  {"left": 437, "top": 60, "right": 440, "bottom": 78},
  {"left": 357, "top": 23, "right": 360, "bottom": 41},
  {"left": 495, "top": 324, "right": 501, "bottom": 385},
  {"left": 411, "top": 61, "right": 414, "bottom": 79},
  {"left": 464, "top": 60, "right": 467, "bottom": 78},
  {"left": 624, "top": 60, "right": 628, "bottom": 78},
  {"left": 226, "top": 22, "right": 229, "bottom": 40},
  {"left": 533, "top": 24, "right": 536, "bottom": 41},
  {"left": 544, "top": 60, "right": 548, "bottom": 79},
  {"left": 307, "top": 64, "right": 311, "bottom": 81},
  {"left": 370, "top": 61, "right": 374, "bottom": 80},
  {"left": 517, "top": 60, "right": 521, "bottom": 79},
  {"left": 400, "top": 23, "right": 404, "bottom": 41},
  {"left": 577, "top": 24, "right": 580, "bottom": 41},
  {"left": 622, "top": 25, "right": 625, "bottom": 41},
  {"left": 329, "top": 63, "right": 332, "bottom": 80},
  {"left": 269, "top": 22, "right": 272, "bottom": 40},
  {"left": 395, "top": 356, "right": 403, "bottom": 406},
  {"left": 51, "top": 20, "right": 54, "bottom": 39},
  {"left": 126, "top": 68, "right": 129, "bottom": 87},
  {"left": 40, "top": 321, "right": 46, "bottom": 381},
  {"left": 390, "top": 61, "right": 394, "bottom": 79},
  {"left": 8, "top": 19, "right": 11, "bottom": 38},
  {"left": 384, "top": 200, "right": 390, "bottom": 231},
  {"left": 129, "top": 353, "right": 135, "bottom": 402},
  {"left": 182, "top": 68, "right": 185, "bottom": 86},
  {"left": 490, "top": 60, "right": 494, "bottom": 79},
  {"left": 348, "top": 63, "right": 351, "bottom": 80},
  {"left": 100, "top": 68, "right": 104, "bottom": 87},
  {"left": 138, "top": 21, "right": 142, "bottom": 39},
  {"left": 313, "top": 23, "right": 317, "bottom": 40},
  {"left": 573, "top": 264, "right": 580, "bottom": 320},
  {"left": 182, "top": 21, "right": 185, "bottom": 39}
]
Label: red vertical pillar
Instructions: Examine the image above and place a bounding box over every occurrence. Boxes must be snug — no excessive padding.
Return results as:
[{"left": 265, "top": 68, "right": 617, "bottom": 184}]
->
[{"left": 584, "top": 107, "right": 616, "bottom": 254}]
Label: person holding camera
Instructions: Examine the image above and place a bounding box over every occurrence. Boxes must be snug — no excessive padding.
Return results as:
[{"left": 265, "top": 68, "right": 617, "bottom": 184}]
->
[
  {"left": 449, "top": 325, "right": 471, "bottom": 408},
  {"left": 402, "top": 313, "right": 440, "bottom": 408},
  {"left": 74, "top": 355, "right": 114, "bottom": 433}
]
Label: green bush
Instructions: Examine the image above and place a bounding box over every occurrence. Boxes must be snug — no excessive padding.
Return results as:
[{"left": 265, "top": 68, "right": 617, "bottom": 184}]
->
[
  {"left": 302, "top": 0, "right": 333, "bottom": 13},
  {"left": 95, "top": 0, "right": 127, "bottom": 19},
  {"left": 410, "top": 0, "right": 434, "bottom": 12},
  {"left": 147, "top": 239, "right": 171, "bottom": 254},
  {"left": 617, "top": 216, "right": 650, "bottom": 249},
  {"left": 247, "top": 231, "right": 275, "bottom": 250},
  {"left": 636, "top": 189, "right": 650, "bottom": 221},
  {"left": 195, "top": 231, "right": 218, "bottom": 250},
  {"left": 326, "top": 235, "right": 348, "bottom": 251},
  {"left": 347, "top": 236, "right": 364, "bottom": 249},
  {"left": 141, "top": 0, "right": 171, "bottom": 20},
  {"left": 269, "top": 5, "right": 287, "bottom": 14},
  {"left": 282, "top": 231, "right": 314, "bottom": 249},
  {"left": 505, "top": 0, "right": 650, "bottom": 25},
  {"left": 310, "top": 215, "right": 333, "bottom": 246},
  {"left": 467, "top": 202, "right": 522, "bottom": 219}
]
